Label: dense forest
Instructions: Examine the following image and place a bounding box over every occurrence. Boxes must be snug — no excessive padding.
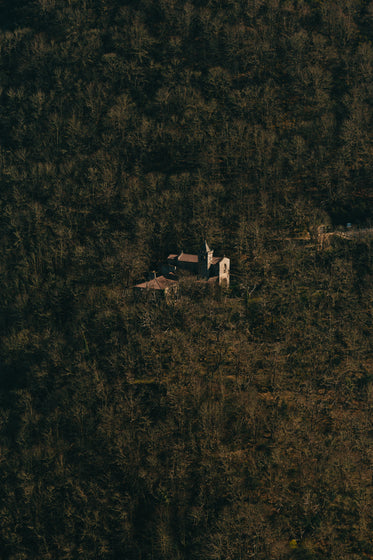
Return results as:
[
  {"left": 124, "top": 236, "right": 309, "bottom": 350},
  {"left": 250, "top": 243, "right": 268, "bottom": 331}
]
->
[{"left": 0, "top": 0, "right": 372, "bottom": 558}]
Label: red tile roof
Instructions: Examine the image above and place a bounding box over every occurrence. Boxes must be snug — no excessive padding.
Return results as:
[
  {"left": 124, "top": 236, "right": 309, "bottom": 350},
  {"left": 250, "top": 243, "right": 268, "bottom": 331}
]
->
[{"left": 134, "top": 275, "right": 178, "bottom": 290}]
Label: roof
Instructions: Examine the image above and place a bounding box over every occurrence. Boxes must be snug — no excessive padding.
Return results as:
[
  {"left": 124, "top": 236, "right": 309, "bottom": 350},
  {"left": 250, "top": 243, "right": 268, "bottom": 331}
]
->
[
  {"left": 201, "top": 240, "right": 211, "bottom": 253},
  {"left": 168, "top": 253, "right": 225, "bottom": 265},
  {"left": 167, "top": 252, "right": 199, "bottom": 263},
  {"left": 134, "top": 275, "right": 178, "bottom": 290},
  {"left": 177, "top": 253, "right": 198, "bottom": 263}
]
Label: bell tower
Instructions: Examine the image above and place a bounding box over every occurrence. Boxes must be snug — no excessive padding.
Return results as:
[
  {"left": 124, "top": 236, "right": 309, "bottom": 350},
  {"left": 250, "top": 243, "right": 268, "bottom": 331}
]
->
[{"left": 198, "top": 240, "right": 213, "bottom": 279}]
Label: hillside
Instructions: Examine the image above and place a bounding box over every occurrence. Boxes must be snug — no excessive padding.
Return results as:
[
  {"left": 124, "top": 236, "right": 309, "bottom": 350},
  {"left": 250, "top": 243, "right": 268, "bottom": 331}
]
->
[{"left": 0, "top": 1, "right": 372, "bottom": 558}]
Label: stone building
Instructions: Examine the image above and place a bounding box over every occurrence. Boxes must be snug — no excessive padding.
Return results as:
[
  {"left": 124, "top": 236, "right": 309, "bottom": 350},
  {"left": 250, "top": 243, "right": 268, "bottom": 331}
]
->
[
  {"left": 133, "top": 240, "right": 230, "bottom": 298},
  {"left": 167, "top": 240, "right": 230, "bottom": 287}
]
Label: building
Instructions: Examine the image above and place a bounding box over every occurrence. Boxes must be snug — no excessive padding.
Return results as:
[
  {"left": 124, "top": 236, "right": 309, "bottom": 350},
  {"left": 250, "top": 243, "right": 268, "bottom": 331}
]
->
[
  {"left": 167, "top": 240, "right": 230, "bottom": 287},
  {"left": 133, "top": 272, "right": 178, "bottom": 301},
  {"left": 133, "top": 241, "right": 230, "bottom": 298}
]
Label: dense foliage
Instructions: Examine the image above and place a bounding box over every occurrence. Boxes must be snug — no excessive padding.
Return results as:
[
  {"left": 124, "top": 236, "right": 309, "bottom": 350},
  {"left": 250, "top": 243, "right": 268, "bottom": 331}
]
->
[{"left": 0, "top": 0, "right": 372, "bottom": 558}]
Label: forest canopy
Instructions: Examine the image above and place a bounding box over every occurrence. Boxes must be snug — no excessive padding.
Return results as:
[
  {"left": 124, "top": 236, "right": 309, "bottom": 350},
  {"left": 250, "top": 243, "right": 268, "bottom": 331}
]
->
[{"left": 0, "top": 0, "right": 372, "bottom": 558}]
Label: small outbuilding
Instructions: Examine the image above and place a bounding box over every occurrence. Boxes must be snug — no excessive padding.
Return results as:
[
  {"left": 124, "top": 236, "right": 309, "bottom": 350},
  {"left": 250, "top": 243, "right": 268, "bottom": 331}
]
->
[{"left": 133, "top": 273, "right": 179, "bottom": 301}]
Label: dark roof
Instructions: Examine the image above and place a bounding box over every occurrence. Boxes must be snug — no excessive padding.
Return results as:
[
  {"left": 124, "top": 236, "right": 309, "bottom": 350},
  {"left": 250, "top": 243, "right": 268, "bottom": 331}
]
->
[
  {"left": 134, "top": 275, "right": 178, "bottom": 290},
  {"left": 168, "top": 253, "right": 225, "bottom": 265}
]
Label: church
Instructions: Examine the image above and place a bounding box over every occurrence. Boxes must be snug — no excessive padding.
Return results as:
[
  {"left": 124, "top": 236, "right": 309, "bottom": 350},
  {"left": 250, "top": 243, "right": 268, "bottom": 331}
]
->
[
  {"left": 133, "top": 241, "right": 230, "bottom": 297},
  {"left": 166, "top": 241, "right": 230, "bottom": 287}
]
